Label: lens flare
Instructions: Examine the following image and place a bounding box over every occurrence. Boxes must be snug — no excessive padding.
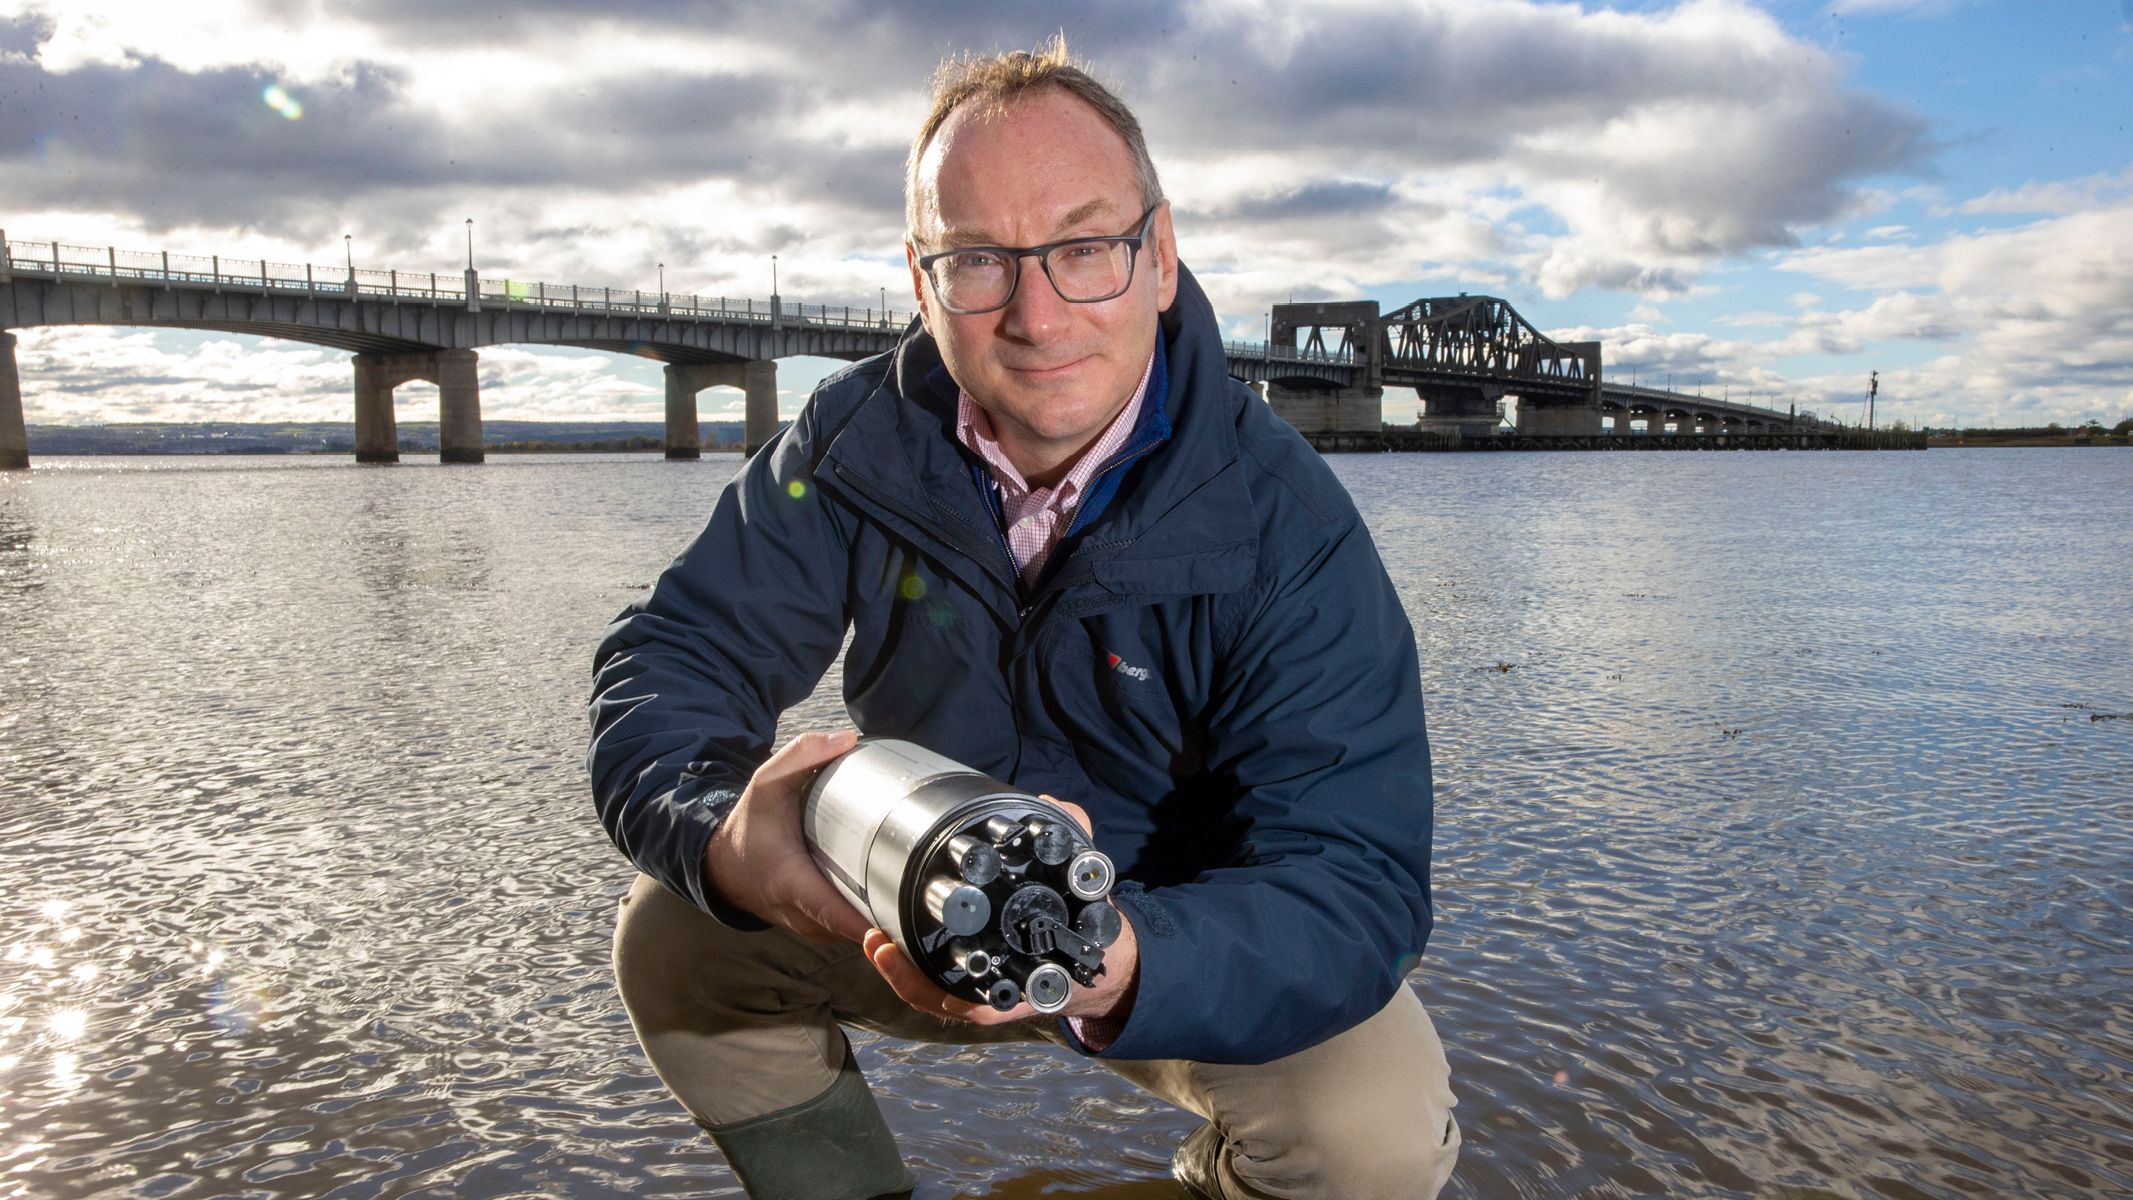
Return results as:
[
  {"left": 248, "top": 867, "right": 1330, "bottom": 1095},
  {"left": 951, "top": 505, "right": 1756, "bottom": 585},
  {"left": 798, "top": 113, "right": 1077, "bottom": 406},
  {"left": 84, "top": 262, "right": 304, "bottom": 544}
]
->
[
  {"left": 262, "top": 85, "right": 303, "bottom": 120},
  {"left": 49, "top": 1009, "right": 86, "bottom": 1039}
]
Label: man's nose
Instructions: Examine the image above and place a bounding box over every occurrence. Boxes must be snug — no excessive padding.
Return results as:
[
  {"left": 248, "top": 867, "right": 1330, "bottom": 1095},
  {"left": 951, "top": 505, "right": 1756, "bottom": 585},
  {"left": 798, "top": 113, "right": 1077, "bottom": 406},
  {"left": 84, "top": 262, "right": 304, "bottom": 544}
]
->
[{"left": 999, "top": 255, "right": 1072, "bottom": 343}]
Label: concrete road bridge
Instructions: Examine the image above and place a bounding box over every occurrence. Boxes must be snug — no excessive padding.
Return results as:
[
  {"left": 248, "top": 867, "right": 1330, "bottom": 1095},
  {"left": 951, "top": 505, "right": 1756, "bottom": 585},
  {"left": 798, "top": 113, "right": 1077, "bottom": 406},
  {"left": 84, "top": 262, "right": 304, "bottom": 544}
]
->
[
  {"left": 1226, "top": 295, "right": 1831, "bottom": 439},
  {"left": 2, "top": 234, "right": 1829, "bottom": 470},
  {"left": 0, "top": 235, "right": 914, "bottom": 468}
]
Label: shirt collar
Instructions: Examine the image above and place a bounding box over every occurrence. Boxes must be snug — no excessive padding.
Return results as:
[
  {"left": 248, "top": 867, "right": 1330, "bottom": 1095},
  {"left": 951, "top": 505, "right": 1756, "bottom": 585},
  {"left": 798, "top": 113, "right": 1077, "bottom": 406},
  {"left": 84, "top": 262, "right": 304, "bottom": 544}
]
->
[{"left": 955, "top": 350, "right": 1156, "bottom": 506}]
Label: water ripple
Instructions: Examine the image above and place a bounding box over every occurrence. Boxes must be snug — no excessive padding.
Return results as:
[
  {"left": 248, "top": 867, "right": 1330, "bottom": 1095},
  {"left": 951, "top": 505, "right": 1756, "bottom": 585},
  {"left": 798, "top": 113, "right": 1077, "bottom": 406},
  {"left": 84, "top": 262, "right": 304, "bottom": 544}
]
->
[{"left": 1, "top": 448, "right": 2127, "bottom": 1198}]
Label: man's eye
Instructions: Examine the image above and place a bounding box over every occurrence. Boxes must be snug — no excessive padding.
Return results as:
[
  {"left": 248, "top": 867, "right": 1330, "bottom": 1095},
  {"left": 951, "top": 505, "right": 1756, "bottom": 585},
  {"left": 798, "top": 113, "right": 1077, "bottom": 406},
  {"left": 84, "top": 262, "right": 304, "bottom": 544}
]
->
[
  {"left": 955, "top": 251, "right": 1006, "bottom": 270},
  {"left": 1058, "top": 243, "right": 1104, "bottom": 260}
]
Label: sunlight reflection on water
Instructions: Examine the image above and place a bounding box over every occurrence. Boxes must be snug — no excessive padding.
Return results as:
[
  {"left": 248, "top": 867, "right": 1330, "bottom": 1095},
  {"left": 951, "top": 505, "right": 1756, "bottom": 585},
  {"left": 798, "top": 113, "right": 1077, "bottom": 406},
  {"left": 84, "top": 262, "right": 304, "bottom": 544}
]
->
[{"left": 0, "top": 448, "right": 2128, "bottom": 1199}]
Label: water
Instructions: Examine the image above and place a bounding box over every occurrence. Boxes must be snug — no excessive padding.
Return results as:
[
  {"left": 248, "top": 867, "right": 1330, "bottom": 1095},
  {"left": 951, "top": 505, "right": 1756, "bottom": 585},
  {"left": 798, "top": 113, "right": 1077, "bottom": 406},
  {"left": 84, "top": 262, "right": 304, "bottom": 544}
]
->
[{"left": 1, "top": 448, "right": 2127, "bottom": 1200}]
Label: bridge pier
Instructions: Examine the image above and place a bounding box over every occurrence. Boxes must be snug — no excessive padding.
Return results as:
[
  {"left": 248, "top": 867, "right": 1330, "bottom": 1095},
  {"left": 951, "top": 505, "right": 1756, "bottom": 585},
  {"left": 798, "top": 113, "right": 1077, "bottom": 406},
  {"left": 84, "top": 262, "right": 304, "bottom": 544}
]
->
[
  {"left": 1416, "top": 383, "right": 1506, "bottom": 440},
  {"left": 352, "top": 349, "right": 484, "bottom": 464},
  {"left": 663, "top": 360, "right": 778, "bottom": 458},
  {"left": 1266, "top": 384, "right": 1383, "bottom": 435},
  {"left": 1516, "top": 400, "right": 1604, "bottom": 437},
  {"left": 352, "top": 355, "right": 399, "bottom": 463},
  {"left": 436, "top": 350, "right": 484, "bottom": 464},
  {"left": 1, "top": 332, "right": 26, "bottom": 471}
]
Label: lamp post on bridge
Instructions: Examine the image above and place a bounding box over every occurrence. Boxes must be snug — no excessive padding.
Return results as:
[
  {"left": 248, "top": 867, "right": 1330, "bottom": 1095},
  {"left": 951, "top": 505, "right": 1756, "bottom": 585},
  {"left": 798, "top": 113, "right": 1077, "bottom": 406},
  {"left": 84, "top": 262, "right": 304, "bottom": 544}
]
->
[
  {"left": 464, "top": 218, "right": 479, "bottom": 312},
  {"left": 343, "top": 234, "right": 355, "bottom": 298}
]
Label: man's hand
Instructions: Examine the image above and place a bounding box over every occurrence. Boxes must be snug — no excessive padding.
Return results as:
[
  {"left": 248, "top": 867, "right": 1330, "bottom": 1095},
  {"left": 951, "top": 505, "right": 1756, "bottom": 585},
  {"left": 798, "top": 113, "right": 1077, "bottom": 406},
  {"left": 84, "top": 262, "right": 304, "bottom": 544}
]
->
[
  {"left": 863, "top": 797, "right": 1141, "bottom": 1026},
  {"left": 703, "top": 729, "right": 871, "bottom": 944}
]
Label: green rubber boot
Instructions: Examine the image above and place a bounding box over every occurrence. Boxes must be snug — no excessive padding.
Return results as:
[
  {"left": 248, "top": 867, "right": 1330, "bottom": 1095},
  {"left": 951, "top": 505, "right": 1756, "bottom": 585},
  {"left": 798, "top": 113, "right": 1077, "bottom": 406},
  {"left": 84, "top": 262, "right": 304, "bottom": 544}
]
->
[
  {"left": 1171, "top": 1121, "right": 1225, "bottom": 1199},
  {"left": 702, "top": 1048, "right": 915, "bottom": 1200}
]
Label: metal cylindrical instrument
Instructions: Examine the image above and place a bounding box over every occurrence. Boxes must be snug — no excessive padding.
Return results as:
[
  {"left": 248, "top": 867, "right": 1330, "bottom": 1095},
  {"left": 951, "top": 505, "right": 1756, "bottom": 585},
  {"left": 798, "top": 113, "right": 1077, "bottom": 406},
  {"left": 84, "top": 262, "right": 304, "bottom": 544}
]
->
[{"left": 801, "top": 738, "right": 1120, "bottom": 1014}]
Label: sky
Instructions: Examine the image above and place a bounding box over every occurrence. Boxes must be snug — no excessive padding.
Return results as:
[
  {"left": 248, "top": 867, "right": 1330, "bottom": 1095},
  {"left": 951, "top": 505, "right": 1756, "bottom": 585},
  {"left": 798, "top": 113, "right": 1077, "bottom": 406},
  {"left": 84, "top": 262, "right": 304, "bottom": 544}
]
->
[{"left": 2, "top": 0, "right": 2129, "bottom": 431}]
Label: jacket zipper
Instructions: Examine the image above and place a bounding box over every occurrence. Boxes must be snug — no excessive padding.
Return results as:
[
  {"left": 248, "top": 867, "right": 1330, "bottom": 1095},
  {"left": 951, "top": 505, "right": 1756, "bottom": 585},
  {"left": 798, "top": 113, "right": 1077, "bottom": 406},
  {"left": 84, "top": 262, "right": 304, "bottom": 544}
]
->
[
  {"left": 973, "top": 471, "right": 1032, "bottom": 618},
  {"left": 827, "top": 462, "right": 1024, "bottom": 622}
]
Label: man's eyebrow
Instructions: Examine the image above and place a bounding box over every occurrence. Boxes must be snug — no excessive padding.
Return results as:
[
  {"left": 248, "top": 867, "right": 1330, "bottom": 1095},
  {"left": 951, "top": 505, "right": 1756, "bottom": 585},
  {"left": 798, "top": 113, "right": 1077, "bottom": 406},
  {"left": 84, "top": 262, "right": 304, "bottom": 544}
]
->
[
  {"left": 1049, "top": 197, "right": 1119, "bottom": 235},
  {"left": 933, "top": 225, "right": 1004, "bottom": 249},
  {"left": 930, "top": 198, "right": 1124, "bottom": 250}
]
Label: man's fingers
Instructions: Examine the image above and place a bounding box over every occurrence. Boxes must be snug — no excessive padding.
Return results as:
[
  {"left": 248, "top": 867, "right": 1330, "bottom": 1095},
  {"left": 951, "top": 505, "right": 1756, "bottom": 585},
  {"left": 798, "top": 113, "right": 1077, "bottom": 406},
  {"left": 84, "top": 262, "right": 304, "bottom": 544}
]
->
[
  {"left": 755, "top": 728, "right": 859, "bottom": 791},
  {"left": 782, "top": 869, "right": 872, "bottom": 945},
  {"left": 863, "top": 931, "right": 1029, "bottom": 1025},
  {"left": 1041, "top": 794, "right": 1094, "bottom": 836}
]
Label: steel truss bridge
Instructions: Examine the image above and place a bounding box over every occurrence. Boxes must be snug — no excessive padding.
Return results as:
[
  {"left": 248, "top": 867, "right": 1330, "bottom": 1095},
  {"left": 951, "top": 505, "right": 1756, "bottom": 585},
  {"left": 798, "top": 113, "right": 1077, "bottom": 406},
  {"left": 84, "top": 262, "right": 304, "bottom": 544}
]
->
[
  {"left": 4, "top": 235, "right": 1831, "bottom": 470},
  {"left": 1224, "top": 294, "right": 1832, "bottom": 440}
]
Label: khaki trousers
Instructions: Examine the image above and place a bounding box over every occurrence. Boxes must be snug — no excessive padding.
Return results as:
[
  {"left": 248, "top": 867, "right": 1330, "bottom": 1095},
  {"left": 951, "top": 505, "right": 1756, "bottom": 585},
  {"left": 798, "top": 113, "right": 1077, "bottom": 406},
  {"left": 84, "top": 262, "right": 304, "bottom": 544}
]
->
[{"left": 614, "top": 874, "right": 1460, "bottom": 1200}]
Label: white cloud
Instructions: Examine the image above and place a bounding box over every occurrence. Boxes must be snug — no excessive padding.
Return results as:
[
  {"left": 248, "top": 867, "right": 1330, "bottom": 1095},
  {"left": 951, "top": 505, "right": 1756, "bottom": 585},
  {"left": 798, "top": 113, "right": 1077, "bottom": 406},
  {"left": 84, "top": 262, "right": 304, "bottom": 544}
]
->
[
  {"left": 8, "top": 0, "right": 2118, "bottom": 430},
  {"left": 13, "top": 327, "right": 350, "bottom": 424},
  {"left": 11, "top": 328, "right": 855, "bottom": 425},
  {"left": 0, "top": 0, "right": 1929, "bottom": 310},
  {"left": 1946, "top": 168, "right": 2133, "bottom": 216},
  {"left": 1794, "top": 202, "right": 2133, "bottom": 423},
  {"left": 1530, "top": 199, "right": 2133, "bottom": 428}
]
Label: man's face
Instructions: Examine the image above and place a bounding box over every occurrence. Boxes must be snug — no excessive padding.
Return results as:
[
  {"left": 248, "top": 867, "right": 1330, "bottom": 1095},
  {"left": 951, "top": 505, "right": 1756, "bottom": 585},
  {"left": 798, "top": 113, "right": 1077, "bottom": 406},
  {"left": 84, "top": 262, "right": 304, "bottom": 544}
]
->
[{"left": 906, "top": 88, "right": 1179, "bottom": 460}]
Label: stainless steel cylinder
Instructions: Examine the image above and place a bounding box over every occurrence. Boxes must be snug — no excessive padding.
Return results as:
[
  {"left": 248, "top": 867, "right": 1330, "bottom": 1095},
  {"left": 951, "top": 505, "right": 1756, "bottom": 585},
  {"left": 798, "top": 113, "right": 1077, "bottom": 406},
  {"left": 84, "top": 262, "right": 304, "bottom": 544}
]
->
[{"left": 801, "top": 738, "right": 1121, "bottom": 1014}]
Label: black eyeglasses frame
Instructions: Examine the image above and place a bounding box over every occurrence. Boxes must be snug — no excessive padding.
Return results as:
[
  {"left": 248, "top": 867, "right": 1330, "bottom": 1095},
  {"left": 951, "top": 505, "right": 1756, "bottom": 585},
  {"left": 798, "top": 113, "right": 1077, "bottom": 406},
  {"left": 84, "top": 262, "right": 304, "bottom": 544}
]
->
[{"left": 915, "top": 203, "right": 1162, "bottom": 315}]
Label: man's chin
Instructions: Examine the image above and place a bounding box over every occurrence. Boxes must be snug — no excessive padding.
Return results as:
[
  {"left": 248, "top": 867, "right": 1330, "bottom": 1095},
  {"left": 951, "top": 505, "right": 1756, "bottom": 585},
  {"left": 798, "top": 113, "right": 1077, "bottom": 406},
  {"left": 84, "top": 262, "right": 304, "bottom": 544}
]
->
[{"left": 991, "top": 397, "right": 1119, "bottom": 445}]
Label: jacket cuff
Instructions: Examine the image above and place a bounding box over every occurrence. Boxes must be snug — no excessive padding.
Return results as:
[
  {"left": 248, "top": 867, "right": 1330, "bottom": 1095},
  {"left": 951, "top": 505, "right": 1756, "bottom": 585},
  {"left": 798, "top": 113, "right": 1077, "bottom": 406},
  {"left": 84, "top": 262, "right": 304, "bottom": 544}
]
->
[
  {"left": 1054, "top": 891, "right": 1145, "bottom": 1057},
  {"left": 672, "top": 782, "right": 773, "bottom": 932}
]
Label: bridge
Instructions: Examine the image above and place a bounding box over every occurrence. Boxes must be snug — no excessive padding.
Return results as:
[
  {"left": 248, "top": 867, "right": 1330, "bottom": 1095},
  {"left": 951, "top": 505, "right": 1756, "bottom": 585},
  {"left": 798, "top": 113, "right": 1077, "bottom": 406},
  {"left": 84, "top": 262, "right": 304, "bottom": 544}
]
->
[
  {"left": 0, "top": 234, "right": 914, "bottom": 468},
  {"left": 2, "top": 234, "right": 1833, "bottom": 471},
  {"left": 1224, "top": 295, "right": 1834, "bottom": 441}
]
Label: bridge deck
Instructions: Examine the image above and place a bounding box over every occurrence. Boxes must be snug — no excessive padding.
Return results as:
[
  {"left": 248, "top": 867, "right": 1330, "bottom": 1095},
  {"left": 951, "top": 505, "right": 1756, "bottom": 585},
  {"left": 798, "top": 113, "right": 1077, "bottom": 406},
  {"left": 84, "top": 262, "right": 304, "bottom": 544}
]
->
[{"left": 0, "top": 237, "right": 916, "bottom": 362}]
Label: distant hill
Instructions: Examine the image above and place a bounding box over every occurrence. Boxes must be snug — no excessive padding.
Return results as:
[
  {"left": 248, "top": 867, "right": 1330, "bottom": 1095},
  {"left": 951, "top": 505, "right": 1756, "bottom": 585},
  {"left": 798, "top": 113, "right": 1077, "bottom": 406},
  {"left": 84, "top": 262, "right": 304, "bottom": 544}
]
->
[{"left": 23, "top": 420, "right": 749, "bottom": 455}]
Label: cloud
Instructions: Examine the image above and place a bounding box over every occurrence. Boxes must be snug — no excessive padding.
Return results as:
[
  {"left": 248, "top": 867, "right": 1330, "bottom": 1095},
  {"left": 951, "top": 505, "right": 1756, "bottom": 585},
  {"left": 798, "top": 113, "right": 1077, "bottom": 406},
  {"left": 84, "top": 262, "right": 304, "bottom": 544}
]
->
[
  {"left": 0, "top": 0, "right": 1929, "bottom": 308},
  {"left": 10, "top": 325, "right": 856, "bottom": 424},
  {"left": 12, "top": 328, "right": 351, "bottom": 424},
  {"left": 32, "top": 0, "right": 2124, "bottom": 429},
  {"left": 1531, "top": 200, "right": 2133, "bottom": 428},
  {"left": 1946, "top": 168, "right": 2133, "bottom": 216}
]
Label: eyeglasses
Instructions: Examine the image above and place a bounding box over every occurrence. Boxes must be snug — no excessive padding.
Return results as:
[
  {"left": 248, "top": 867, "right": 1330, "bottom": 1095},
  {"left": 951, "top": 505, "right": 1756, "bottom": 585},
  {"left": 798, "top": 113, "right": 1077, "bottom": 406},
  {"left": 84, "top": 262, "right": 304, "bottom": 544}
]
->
[{"left": 916, "top": 204, "right": 1159, "bottom": 315}]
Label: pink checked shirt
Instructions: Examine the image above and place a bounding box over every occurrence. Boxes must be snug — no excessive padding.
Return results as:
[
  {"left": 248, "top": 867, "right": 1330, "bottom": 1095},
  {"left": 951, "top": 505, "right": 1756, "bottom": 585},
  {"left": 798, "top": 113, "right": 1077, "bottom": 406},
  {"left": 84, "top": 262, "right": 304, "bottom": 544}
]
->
[
  {"left": 957, "top": 355, "right": 1154, "bottom": 1050},
  {"left": 956, "top": 353, "right": 1155, "bottom": 590}
]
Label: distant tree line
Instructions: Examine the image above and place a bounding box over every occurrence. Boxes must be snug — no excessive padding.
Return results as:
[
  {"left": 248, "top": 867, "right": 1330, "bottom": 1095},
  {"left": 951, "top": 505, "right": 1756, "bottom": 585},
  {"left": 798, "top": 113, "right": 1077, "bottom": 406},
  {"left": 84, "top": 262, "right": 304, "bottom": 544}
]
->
[
  {"left": 1945, "top": 419, "right": 2131, "bottom": 444},
  {"left": 487, "top": 435, "right": 746, "bottom": 453}
]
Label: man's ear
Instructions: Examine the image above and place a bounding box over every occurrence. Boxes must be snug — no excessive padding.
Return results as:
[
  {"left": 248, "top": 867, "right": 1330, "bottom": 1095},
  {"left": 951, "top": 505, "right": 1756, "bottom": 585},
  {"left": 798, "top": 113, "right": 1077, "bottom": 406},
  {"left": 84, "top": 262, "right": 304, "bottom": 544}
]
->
[
  {"left": 904, "top": 239, "right": 933, "bottom": 336},
  {"left": 1153, "top": 202, "right": 1179, "bottom": 313}
]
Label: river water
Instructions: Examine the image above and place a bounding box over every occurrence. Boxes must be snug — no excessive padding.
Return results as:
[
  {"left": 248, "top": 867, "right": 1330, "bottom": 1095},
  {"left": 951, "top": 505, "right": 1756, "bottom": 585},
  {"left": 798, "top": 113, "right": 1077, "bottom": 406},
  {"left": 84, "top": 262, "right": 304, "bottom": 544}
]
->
[{"left": 1, "top": 447, "right": 2127, "bottom": 1200}]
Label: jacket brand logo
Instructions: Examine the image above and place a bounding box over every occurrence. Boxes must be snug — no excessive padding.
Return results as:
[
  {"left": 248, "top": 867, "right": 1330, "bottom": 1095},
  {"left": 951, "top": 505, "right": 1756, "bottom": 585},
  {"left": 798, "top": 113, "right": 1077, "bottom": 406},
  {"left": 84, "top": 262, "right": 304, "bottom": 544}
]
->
[{"left": 1106, "top": 652, "right": 1151, "bottom": 682}]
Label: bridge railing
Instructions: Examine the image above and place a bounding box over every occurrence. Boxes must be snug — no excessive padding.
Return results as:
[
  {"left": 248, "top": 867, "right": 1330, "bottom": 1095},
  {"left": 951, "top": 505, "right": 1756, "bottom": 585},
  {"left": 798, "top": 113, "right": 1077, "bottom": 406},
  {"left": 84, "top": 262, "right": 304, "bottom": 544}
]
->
[
  {"left": 467, "top": 276, "right": 915, "bottom": 331},
  {"left": 1222, "top": 340, "right": 1356, "bottom": 364},
  {"left": 0, "top": 234, "right": 917, "bottom": 333}
]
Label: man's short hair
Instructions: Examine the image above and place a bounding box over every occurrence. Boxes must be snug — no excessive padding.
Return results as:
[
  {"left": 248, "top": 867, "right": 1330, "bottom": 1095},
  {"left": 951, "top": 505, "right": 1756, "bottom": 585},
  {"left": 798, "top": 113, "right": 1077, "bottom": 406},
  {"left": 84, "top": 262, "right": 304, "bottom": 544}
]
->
[{"left": 905, "top": 35, "right": 1165, "bottom": 242}]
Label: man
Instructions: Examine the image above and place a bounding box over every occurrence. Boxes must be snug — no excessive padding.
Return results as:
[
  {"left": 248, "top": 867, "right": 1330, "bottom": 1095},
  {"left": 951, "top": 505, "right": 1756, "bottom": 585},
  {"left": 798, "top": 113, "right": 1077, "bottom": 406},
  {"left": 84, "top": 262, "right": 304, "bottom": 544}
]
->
[{"left": 588, "top": 42, "right": 1458, "bottom": 1200}]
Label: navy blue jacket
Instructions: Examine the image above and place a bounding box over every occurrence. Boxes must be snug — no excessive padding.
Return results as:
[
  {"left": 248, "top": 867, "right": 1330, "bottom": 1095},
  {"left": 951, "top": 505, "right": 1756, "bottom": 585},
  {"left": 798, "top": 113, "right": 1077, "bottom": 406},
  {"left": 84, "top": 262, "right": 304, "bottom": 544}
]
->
[{"left": 587, "top": 265, "right": 1434, "bottom": 1065}]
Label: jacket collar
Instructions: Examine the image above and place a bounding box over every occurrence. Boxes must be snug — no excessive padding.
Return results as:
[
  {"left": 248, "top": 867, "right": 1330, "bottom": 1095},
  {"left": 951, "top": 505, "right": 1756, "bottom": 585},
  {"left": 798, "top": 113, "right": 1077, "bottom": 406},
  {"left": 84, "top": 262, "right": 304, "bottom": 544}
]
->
[{"left": 819, "top": 264, "right": 1260, "bottom": 623}]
